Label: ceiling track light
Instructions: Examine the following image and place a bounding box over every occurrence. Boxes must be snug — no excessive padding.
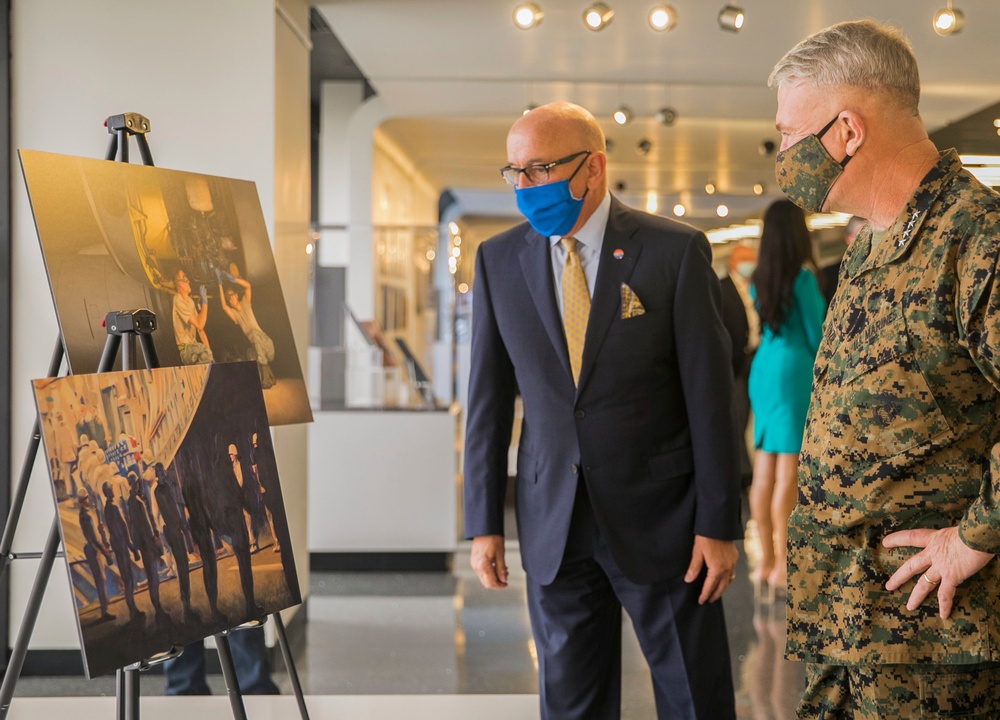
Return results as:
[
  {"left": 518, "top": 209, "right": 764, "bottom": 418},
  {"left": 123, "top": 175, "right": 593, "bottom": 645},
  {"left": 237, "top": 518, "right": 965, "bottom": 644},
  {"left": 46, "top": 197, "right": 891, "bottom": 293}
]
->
[
  {"left": 705, "top": 181, "right": 717, "bottom": 195},
  {"left": 932, "top": 1, "right": 964, "bottom": 36},
  {"left": 648, "top": 4, "right": 677, "bottom": 32},
  {"left": 753, "top": 182, "right": 765, "bottom": 196},
  {"left": 718, "top": 4, "right": 745, "bottom": 32},
  {"left": 583, "top": 2, "right": 614, "bottom": 31},
  {"left": 513, "top": 3, "right": 544, "bottom": 30},
  {"left": 522, "top": 103, "right": 538, "bottom": 116},
  {"left": 613, "top": 105, "right": 632, "bottom": 125},
  {"left": 655, "top": 107, "right": 678, "bottom": 126}
]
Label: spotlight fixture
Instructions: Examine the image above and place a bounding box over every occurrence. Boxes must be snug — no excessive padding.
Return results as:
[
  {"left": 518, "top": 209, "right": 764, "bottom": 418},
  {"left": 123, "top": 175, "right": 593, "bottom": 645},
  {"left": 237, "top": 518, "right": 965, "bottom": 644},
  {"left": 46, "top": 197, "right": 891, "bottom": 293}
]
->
[
  {"left": 583, "top": 2, "right": 614, "bottom": 31},
  {"left": 648, "top": 4, "right": 677, "bottom": 32},
  {"left": 753, "top": 182, "right": 765, "bottom": 196},
  {"left": 716, "top": 204, "right": 730, "bottom": 218},
  {"left": 655, "top": 107, "right": 678, "bottom": 126},
  {"left": 705, "top": 182, "right": 716, "bottom": 195},
  {"left": 636, "top": 138, "right": 653, "bottom": 156},
  {"left": 932, "top": 1, "right": 964, "bottom": 36},
  {"left": 672, "top": 203, "right": 686, "bottom": 217},
  {"left": 605, "top": 138, "right": 616, "bottom": 153},
  {"left": 758, "top": 139, "right": 776, "bottom": 156},
  {"left": 613, "top": 105, "right": 632, "bottom": 125},
  {"left": 994, "top": 118, "right": 1000, "bottom": 128},
  {"left": 718, "top": 4, "right": 745, "bottom": 32},
  {"left": 513, "top": 3, "right": 544, "bottom": 30},
  {"left": 522, "top": 103, "right": 537, "bottom": 116}
]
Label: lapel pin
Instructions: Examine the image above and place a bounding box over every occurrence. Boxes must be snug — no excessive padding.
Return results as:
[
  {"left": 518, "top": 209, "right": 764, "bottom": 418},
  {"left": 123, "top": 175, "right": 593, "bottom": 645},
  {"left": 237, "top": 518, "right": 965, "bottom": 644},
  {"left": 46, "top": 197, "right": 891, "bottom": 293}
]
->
[{"left": 613, "top": 248, "right": 624, "bottom": 260}]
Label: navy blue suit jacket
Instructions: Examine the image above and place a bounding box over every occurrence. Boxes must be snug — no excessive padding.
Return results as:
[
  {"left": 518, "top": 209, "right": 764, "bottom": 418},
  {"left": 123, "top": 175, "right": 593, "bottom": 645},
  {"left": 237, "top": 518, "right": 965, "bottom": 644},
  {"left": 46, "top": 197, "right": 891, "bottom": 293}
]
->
[{"left": 463, "top": 197, "right": 742, "bottom": 586}]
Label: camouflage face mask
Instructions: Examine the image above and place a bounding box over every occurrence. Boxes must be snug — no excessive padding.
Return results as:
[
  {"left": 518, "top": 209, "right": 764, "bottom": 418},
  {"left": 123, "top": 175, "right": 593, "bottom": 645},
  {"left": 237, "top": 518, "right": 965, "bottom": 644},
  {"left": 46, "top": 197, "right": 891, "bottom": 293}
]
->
[{"left": 774, "top": 115, "right": 852, "bottom": 212}]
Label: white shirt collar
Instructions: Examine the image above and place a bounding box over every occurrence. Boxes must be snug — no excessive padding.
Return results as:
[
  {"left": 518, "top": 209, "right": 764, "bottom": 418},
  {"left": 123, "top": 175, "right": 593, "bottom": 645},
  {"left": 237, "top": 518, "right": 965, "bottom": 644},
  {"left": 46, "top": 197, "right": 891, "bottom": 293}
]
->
[{"left": 550, "top": 191, "right": 612, "bottom": 254}]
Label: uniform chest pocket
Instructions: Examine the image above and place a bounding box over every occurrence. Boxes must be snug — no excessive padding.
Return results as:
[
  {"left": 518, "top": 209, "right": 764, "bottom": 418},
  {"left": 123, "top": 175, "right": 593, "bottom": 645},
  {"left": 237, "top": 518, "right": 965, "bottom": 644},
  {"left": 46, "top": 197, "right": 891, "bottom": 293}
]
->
[{"left": 839, "top": 319, "right": 953, "bottom": 459}]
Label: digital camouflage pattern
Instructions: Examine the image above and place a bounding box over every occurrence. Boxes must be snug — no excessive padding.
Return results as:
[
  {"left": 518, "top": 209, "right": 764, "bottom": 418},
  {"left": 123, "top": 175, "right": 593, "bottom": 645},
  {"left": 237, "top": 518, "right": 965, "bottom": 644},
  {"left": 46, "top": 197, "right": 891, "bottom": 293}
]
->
[
  {"left": 786, "top": 150, "right": 1000, "bottom": 666},
  {"left": 799, "top": 661, "right": 1000, "bottom": 719},
  {"left": 774, "top": 130, "right": 846, "bottom": 212}
]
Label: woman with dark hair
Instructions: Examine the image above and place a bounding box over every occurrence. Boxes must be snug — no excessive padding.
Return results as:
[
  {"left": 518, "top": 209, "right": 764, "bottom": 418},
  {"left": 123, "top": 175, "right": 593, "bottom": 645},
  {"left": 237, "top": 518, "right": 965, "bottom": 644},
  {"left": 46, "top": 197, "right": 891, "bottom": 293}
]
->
[{"left": 747, "top": 199, "right": 825, "bottom": 600}]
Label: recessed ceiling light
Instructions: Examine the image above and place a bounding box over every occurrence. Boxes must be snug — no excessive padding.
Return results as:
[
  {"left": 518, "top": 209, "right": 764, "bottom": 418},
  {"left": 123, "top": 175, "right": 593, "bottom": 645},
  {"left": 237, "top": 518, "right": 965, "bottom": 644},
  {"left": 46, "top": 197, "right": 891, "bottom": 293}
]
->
[
  {"left": 648, "top": 4, "right": 677, "bottom": 32},
  {"left": 583, "top": 3, "right": 614, "bottom": 31},
  {"left": 672, "top": 204, "right": 686, "bottom": 217},
  {"left": 513, "top": 3, "right": 544, "bottom": 30},
  {"left": 613, "top": 105, "right": 632, "bottom": 125},
  {"left": 716, "top": 204, "right": 730, "bottom": 217},
  {"left": 753, "top": 183, "right": 765, "bottom": 196},
  {"left": 705, "top": 182, "right": 716, "bottom": 195}
]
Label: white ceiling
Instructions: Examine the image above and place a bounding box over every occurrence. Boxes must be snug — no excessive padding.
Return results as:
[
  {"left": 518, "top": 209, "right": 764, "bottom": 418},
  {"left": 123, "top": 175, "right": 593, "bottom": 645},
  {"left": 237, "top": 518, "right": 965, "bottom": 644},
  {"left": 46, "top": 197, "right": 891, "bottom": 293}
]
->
[{"left": 316, "top": 0, "right": 1000, "bottom": 227}]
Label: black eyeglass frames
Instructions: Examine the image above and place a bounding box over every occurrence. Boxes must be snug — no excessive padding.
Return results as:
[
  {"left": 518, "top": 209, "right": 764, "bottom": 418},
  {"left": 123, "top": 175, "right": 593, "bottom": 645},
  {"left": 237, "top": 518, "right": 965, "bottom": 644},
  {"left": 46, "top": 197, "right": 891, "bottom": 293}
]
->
[{"left": 500, "top": 150, "right": 591, "bottom": 186}]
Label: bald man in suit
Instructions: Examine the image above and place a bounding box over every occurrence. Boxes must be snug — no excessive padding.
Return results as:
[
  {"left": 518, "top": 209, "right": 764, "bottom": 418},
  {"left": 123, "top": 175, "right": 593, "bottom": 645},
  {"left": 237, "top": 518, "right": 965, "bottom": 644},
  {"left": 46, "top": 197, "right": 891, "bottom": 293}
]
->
[{"left": 463, "top": 102, "right": 742, "bottom": 719}]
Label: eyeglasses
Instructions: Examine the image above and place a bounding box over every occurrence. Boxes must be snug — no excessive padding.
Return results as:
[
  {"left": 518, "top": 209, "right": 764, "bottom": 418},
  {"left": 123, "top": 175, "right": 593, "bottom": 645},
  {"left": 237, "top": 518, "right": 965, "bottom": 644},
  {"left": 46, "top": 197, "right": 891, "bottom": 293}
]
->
[{"left": 500, "top": 150, "right": 590, "bottom": 186}]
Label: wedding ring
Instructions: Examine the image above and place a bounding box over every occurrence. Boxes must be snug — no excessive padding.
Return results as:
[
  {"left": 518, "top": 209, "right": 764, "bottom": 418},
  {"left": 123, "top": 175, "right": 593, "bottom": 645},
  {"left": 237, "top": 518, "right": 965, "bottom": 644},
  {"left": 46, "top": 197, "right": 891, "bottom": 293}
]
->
[
  {"left": 728, "top": 573, "right": 736, "bottom": 581},
  {"left": 921, "top": 574, "right": 940, "bottom": 586}
]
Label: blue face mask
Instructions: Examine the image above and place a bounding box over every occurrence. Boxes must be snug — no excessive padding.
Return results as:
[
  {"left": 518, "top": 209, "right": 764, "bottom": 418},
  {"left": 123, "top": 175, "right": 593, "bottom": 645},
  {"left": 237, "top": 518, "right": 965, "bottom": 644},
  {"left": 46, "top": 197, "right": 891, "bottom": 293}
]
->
[{"left": 514, "top": 155, "right": 590, "bottom": 237}]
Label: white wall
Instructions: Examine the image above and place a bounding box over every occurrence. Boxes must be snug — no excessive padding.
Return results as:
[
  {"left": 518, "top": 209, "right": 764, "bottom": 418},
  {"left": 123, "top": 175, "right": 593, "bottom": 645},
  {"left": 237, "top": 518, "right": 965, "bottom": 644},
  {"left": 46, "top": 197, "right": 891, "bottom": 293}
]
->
[{"left": 9, "top": 0, "right": 309, "bottom": 651}]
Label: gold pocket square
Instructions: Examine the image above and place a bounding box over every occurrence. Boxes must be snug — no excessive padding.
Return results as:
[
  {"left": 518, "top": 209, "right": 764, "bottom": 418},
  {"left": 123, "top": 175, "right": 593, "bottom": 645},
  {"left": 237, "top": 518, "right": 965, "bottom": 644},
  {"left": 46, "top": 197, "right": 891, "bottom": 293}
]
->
[{"left": 621, "top": 283, "right": 646, "bottom": 319}]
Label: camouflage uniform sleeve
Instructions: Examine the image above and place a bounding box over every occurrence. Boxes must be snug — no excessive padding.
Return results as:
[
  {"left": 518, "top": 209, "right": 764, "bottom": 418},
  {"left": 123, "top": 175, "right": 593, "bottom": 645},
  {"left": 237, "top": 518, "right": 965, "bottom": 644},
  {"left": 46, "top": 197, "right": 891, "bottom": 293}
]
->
[{"left": 955, "top": 213, "right": 1000, "bottom": 554}]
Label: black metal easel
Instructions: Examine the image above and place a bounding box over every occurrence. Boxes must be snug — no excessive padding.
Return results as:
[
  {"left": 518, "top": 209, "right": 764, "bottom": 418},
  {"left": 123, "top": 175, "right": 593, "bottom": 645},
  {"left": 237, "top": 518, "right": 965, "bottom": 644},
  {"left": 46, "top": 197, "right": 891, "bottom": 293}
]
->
[{"left": 0, "top": 114, "right": 310, "bottom": 719}]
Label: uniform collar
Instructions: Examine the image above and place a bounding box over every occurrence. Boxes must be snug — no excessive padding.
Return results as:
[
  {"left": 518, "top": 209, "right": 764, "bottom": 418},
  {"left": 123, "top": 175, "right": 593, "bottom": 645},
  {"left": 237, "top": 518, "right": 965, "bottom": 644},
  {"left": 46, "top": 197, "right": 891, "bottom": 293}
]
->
[{"left": 844, "top": 149, "right": 964, "bottom": 278}]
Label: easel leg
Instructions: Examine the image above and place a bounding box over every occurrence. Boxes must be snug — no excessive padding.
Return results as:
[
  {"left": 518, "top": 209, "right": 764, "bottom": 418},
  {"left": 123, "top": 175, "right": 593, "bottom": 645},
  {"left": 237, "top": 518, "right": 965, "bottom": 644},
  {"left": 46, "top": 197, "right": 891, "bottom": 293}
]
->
[
  {"left": 271, "top": 613, "right": 310, "bottom": 719},
  {"left": 116, "top": 669, "right": 126, "bottom": 719},
  {"left": 124, "top": 667, "right": 140, "bottom": 720},
  {"left": 0, "top": 519, "right": 61, "bottom": 719},
  {"left": 215, "top": 632, "right": 249, "bottom": 720},
  {"left": 0, "top": 339, "right": 63, "bottom": 580}
]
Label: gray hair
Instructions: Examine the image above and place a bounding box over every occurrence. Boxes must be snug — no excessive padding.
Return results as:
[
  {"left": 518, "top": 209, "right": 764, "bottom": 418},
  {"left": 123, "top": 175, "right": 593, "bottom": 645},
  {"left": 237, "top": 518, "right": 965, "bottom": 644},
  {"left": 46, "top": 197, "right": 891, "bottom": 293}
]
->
[{"left": 768, "top": 20, "right": 920, "bottom": 114}]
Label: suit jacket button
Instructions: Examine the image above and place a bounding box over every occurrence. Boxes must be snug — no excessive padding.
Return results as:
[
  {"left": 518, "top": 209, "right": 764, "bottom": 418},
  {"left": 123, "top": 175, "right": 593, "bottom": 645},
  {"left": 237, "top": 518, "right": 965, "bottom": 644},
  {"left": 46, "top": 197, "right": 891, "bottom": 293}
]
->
[
  {"left": 574, "top": 409, "right": 586, "bottom": 419},
  {"left": 571, "top": 464, "right": 579, "bottom": 475}
]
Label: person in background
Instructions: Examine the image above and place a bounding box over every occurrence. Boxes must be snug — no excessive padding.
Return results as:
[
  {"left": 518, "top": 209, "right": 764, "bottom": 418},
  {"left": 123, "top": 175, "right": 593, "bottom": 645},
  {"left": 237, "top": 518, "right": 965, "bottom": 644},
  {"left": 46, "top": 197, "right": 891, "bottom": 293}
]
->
[
  {"left": 819, "top": 215, "right": 866, "bottom": 306},
  {"left": 747, "top": 199, "right": 825, "bottom": 600},
  {"left": 771, "top": 20, "right": 1000, "bottom": 717},
  {"left": 720, "top": 242, "right": 761, "bottom": 489}
]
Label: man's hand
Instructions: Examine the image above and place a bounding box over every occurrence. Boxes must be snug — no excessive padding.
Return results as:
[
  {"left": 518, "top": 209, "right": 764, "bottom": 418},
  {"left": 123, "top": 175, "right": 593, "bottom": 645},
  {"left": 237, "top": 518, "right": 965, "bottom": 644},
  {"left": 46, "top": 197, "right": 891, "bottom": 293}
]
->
[
  {"left": 470, "top": 535, "right": 508, "bottom": 589},
  {"left": 883, "top": 526, "right": 995, "bottom": 619},
  {"left": 685, "top": 535, "right": 738, "bottom": 604}
]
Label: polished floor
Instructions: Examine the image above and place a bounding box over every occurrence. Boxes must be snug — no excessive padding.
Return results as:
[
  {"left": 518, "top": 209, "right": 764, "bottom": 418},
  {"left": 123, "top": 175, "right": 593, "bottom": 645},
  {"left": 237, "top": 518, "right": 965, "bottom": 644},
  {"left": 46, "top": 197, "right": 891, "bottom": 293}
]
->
[{"left": 9, "top": 524, "right": 805, "bottom": 719}]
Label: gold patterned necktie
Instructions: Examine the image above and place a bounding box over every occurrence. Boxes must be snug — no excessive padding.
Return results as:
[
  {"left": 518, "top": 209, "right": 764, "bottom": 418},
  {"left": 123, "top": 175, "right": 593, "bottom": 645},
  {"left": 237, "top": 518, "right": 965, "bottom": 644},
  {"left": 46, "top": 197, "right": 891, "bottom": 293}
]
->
[{"left": 561, "top": 236, "right": 590, "bottom": 385}]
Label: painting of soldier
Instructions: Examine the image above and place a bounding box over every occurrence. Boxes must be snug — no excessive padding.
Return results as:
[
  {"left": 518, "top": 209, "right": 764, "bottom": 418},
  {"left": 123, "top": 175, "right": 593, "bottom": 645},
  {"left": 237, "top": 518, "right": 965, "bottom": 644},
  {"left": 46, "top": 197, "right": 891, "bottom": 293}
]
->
[
  {"left": 20, "top": 149, "right": 312, "bottom": 426},
  {"left": 33, "top": 360, "right": 300, "bottom": 678}
]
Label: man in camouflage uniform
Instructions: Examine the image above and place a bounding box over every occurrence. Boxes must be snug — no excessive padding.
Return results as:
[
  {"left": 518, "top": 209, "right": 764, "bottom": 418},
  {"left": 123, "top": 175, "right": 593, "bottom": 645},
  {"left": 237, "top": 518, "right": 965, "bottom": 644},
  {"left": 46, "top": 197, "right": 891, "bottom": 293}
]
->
[{"left": 769, "top": 20, "right": 1000, "bottom": 718}]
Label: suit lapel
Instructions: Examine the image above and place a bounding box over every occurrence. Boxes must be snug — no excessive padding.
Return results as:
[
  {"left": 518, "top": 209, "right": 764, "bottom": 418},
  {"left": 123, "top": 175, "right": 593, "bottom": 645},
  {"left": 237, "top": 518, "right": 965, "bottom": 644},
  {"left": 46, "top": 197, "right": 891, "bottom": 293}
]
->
[
  {"left": 577, "top": 199, "right": 641, "bottom": 395},
  {"left": 519, "top": 228, "right": 574, "bottom": 382}
]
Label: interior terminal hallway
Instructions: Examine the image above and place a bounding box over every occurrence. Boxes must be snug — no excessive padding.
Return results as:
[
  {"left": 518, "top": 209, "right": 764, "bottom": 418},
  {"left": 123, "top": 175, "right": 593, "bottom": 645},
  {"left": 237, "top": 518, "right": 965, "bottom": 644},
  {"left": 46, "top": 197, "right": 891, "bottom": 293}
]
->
[{"left": 8, "top": 533, "right": 804, "bottom": 719}]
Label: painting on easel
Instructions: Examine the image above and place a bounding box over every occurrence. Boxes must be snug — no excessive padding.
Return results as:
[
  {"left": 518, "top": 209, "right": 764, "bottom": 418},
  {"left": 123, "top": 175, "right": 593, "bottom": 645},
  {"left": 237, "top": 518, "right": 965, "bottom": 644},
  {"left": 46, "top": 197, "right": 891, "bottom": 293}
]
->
[
  {"left": 33, "top": 361, "right": 300, "bottom": 678},
  {"left": 20, "top": 149, "right": 312, "bottom": 426}
]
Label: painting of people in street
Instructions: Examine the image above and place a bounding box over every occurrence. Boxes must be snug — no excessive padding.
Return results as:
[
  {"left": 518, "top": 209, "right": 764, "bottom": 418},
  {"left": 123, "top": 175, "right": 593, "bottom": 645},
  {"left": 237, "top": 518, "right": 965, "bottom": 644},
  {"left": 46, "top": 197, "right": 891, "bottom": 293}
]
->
[
  {"left": 33, "top": 361, "right": 301, "bottom": 678},
  {"left": 20, "top": 149, "right": 312, "bottom": 426}
]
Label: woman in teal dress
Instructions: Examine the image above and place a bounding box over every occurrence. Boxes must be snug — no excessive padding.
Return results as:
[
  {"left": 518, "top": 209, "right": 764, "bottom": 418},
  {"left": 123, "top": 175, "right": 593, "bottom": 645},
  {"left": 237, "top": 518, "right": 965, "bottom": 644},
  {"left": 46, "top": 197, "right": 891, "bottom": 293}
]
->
[{"left": 747, "top": 200, "right": 826, "bottom": 598}]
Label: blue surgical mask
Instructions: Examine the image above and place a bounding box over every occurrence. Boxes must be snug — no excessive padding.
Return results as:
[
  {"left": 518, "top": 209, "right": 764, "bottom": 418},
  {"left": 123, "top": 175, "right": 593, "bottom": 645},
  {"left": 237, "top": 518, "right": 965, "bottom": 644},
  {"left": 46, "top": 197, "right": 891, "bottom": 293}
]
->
[{"left": 514, "top": 156, "right": 590, "bottom": 237}]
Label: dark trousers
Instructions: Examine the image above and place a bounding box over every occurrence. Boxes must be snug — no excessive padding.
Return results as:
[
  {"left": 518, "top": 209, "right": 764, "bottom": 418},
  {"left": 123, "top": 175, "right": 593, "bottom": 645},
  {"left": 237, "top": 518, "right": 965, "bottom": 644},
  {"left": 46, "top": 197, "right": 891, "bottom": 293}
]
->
[
  {"left": 163, "top": 626, "right": 279, "bottom": 695},
  {"left": 526, "top": 482, "right": 736, "bottom": 720}
]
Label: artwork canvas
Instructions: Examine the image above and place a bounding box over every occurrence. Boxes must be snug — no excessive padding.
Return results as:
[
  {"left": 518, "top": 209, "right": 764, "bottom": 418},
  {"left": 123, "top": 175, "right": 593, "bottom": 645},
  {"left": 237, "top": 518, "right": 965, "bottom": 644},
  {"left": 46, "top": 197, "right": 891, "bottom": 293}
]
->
[
  {"left": 20, "top": 149, "right": 312, "bottom": 426},
  {"left": 33, "top": 361, "right": 301, "bottom": 678}
]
